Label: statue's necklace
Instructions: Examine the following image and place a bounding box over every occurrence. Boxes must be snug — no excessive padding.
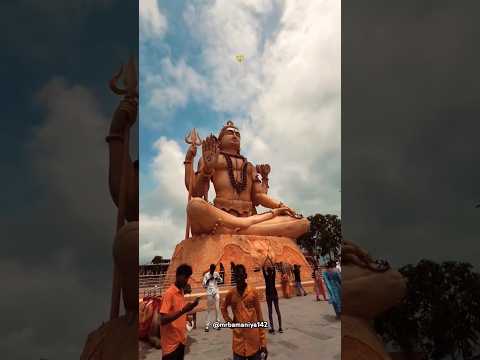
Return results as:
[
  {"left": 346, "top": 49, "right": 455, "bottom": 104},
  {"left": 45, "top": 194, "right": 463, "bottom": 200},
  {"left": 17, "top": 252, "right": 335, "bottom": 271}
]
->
[{"left": 221, "top": 151, "right": 248, "bottom": 194}]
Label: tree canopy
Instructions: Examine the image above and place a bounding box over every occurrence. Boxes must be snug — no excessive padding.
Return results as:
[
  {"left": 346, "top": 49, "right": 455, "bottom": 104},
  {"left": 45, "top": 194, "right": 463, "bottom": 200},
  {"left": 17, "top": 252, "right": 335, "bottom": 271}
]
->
[
  {"left": 375, "top": 260, "right": 480, "bottom": 359},
  {"left": 297, "top": 213, "right": 342, "bottom": 263}
]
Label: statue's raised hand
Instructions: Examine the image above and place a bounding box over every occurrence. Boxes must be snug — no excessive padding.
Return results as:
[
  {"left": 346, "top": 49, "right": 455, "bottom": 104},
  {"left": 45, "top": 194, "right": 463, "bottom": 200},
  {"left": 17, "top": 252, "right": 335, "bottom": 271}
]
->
[{"left": 202, "top": 134, "right": 219, "bottom": 173}]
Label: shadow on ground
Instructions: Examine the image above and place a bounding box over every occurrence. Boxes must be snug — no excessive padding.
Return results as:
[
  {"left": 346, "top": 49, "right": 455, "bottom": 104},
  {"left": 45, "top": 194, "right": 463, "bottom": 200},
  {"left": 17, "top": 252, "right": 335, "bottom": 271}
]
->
[{"left": 139, "top": 295, "right": 340, "bottom": 360}]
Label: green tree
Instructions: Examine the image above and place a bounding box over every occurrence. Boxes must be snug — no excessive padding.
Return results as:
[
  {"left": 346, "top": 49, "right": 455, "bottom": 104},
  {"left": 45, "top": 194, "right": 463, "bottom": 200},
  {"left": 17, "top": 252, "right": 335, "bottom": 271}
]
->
[
  {"left": 297, "top": 214, "right": 342, "bottom": 263},
  {"left": 375, "top": 260, "right": 480, "bottom": 359}
]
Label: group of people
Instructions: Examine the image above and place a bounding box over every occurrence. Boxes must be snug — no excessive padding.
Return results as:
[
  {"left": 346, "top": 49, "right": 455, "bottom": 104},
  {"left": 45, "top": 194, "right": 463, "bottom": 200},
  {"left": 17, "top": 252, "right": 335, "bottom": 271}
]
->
[
  {"left": 260, "top": 259, "right": 312, "bottom": 334},
  {"left": 160, "top": 263, "right": 268, "bottom": 360},
  {"left": 261, "top": 257, "right": 342, "bottom": 334},
  {"left": 156, "top": 259, "right": 341, "bottom": 360},
  {"left": 276, "top": 262, "right": 309, "bottom": 299}
]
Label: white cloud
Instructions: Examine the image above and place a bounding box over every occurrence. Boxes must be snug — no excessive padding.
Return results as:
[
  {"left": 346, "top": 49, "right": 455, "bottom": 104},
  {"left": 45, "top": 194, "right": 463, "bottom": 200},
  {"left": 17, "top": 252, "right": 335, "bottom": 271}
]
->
[
  {"left": 150, "top": 137, "right": 186, "bottom": 206},
  {"left": 141, "top": 0, "right": 340, "bottom": 259},
  {"left": 32, "top": 78, "right": 113, "bottom": 228},
  {"left": 182, "top": 1, "right": 267, "bottom": 113},
  {"left": 139, "top": 212, "right": 184, "bottom": 264},
  {"left": 144, "top": 58, "right": 208, "bottom": 125},
  {"left": 140, "top": 137, "right": 188, "bottom": 262},
  {"left": 140, "top": 0, "right": 168, "bottom": 40},
  {"left": 182, "top": 0, "right": 341, "bottom": 214}
]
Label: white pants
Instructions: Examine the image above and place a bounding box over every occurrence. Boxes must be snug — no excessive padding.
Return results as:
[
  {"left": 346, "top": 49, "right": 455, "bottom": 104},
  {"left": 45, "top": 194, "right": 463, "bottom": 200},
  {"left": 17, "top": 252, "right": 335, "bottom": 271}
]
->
[{"left": 205, "top": 293, "right": 220, "bottom": 328}]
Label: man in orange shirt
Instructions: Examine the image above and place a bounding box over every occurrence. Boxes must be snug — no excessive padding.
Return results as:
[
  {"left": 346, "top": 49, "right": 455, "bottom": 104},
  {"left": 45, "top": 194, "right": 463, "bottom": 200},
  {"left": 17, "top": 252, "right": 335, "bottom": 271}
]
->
[
  {"left": 160, "top": 264, "right": 200, "bottom": 360},
  {"left": 221, "top": 264, "right": 268, "bottom": 360}
]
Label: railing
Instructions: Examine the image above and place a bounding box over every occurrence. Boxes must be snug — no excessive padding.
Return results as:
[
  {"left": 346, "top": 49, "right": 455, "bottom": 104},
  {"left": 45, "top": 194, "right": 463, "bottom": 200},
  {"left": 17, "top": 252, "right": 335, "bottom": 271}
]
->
[
  {"left": 139, "top": 265, "right": 319, "bottom": 299},
  {"left": 139, "top": 274, "right": 165, "bottom": 287}
]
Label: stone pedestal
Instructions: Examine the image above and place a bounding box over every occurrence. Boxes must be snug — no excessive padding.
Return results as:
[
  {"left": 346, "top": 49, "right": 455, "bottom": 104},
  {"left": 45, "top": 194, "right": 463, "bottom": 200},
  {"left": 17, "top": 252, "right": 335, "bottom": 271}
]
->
[
  {"left": 165, "top": 234, "right": 313, "bottom": 293},
  {"left": 81, "top": 315, "right": 137, "bottom": 360}
]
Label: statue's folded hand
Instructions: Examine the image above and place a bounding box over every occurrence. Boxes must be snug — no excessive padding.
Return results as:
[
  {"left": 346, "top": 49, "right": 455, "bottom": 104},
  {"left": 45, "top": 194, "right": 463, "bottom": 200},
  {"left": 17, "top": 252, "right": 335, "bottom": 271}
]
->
[{"left": 272, "top": 207, "right": 295, "bottom": 217}]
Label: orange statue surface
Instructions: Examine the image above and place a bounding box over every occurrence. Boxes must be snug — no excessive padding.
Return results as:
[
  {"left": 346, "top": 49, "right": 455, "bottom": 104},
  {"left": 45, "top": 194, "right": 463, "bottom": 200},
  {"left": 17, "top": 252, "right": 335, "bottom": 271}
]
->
[
  {"left": 166, "top": 121, "right": 312, "bottom": 288},
  {"left": 167, "top": 234, "right": 312, "bottom": 292},
  {"left": 341, "top": 241, "right": 408, "bottom": 360},
  {"left": 184, "top": 121, "right": 309, "bottom": 238}
]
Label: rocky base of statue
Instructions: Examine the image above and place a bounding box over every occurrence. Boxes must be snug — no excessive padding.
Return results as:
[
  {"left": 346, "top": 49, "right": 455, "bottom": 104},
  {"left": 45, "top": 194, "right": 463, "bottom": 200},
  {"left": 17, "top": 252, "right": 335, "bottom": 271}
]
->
[
  {"left": 165, "top": 234, "right": 313, "bottom": 295},
  {"left": 80, "top": 314, "right": 138, "bottom": 360}
]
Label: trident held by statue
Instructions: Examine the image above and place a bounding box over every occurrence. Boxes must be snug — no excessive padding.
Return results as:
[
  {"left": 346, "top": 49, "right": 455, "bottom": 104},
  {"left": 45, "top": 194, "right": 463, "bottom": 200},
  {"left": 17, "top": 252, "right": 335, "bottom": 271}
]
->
[
  {"left": 184, "top": 128, "right": 203, "bottom": 239},
  {"left": 108, "top": 56, "right": 138, "bottom": 320}
]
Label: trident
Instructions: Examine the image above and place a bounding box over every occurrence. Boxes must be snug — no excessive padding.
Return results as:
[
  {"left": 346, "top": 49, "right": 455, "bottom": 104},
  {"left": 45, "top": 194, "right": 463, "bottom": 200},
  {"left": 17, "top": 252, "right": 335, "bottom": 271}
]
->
[
  {"left": 184, "top": 129, "right": 202, "bottom": 239},
  {"left": 108, "top": 56, "right": 138, "bottom": 320}
]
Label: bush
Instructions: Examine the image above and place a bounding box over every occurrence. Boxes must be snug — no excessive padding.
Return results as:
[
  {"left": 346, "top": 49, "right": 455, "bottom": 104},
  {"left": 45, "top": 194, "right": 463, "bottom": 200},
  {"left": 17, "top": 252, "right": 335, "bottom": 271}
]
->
[{"left": 297, "top": 213, "right": 341, "bottom": 262}]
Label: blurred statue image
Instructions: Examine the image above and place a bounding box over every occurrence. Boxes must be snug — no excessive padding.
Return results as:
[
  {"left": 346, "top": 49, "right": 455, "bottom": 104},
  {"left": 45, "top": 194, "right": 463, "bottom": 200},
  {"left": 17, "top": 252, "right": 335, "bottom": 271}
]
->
[
  {"left": 81, "top": 57, "right": 139, "bottom": 360},
  {"left": 341, "top": 240, "right": 407, "bottom": 360}
]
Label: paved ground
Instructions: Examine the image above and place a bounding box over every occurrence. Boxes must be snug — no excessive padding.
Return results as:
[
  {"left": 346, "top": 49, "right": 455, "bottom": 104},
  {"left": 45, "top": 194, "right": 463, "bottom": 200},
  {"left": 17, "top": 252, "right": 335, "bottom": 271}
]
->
[{"left": 139, "top": 294, "right": 340, "bottom": 360}]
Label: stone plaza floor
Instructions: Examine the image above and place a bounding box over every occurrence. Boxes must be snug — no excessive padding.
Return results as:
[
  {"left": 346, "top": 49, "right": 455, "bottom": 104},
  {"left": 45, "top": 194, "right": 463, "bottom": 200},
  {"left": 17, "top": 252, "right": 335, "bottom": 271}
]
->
[{"left": 139, "top": 294, "right": 341, "bottom": 360}]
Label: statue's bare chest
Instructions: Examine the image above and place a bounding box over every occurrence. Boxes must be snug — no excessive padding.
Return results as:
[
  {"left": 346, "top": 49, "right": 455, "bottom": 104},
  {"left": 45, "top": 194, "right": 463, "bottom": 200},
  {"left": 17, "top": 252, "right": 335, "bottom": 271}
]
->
[
  {"left": 216, "top": 154, "right": 246, "bottom": 172},
  {"left": 213, "top": 154, "right": 253, "bottom": 197}
]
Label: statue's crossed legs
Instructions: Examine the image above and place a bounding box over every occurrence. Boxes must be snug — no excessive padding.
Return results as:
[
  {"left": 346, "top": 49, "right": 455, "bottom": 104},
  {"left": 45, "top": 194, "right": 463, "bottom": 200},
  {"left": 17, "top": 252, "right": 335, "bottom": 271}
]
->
[{"left": 187, "top": 197, "right": 310, "bottom": 238}]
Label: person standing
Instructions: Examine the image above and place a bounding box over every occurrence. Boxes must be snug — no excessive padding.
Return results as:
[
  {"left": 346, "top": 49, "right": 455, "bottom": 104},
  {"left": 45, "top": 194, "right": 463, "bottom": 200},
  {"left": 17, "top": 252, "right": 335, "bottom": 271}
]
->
[
  {"left": 221, "top": 264, "right": 268, "bottom": 360},
  {"left": 280, "top": 263, "right": 290, "bottom": 299},
  {"left": 160, "top": 264, "right": 200, "bottom": 360},
  {"left": 262, "top": 257, "right": 283, "bottom": 334},
  {"left": 313, "top": 264, "right": 328, "bottom": 301},
  {"left": 203, "top": 263, "right": 223, "bottom": 332},
  {"left": 230, "top": 262, "right": 236, "bottom": 286},
  {"left": 287, "top": 264, "right": 295, "bottom": 297},
  {"left": 219, "top": 263, "right": 226, "bottom": 285},
  {"left": 323, "top": 260, "right": 341, "bottom": 319},
  {"left": 293, "top": 264, "right": 307, "bottom": 296}
]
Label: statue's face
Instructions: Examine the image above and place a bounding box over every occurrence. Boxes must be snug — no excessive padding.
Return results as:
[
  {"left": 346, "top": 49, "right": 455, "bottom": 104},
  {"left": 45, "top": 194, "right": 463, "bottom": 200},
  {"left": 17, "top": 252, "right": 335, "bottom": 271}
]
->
[{"left": 220, "top": 127, "right": 241, "bottom": 151}]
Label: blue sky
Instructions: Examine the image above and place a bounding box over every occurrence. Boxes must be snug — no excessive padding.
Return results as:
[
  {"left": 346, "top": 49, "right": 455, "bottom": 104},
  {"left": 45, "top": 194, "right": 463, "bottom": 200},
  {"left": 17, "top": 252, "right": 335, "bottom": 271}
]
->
[{"left": 139, "top": 0, "right": 341, "bottom": 263}]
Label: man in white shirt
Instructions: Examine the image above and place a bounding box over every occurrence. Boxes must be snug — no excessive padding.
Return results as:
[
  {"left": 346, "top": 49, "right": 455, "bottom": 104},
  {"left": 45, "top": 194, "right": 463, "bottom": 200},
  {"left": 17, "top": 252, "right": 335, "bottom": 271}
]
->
[{"left": 203, "top": 264, "right": 223, "bottom": 332}]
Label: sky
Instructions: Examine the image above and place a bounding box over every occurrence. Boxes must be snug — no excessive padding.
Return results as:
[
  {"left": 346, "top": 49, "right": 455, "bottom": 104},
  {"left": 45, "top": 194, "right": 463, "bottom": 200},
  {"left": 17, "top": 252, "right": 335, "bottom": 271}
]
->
[
  {"left": 1, "top": 1, "right": 479, "bottom": 359},
  {"left": 139, "top": 0, "right": 341, "bottom": 264},
  {"left": 1, "top": 0, "right": 137, "bottom": 359},
  {"left": 0, "top": 0, "right": 340, "bottom": 357},
  {"left": 342, "top": 0, "right": 480, "bottom": 270}
]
